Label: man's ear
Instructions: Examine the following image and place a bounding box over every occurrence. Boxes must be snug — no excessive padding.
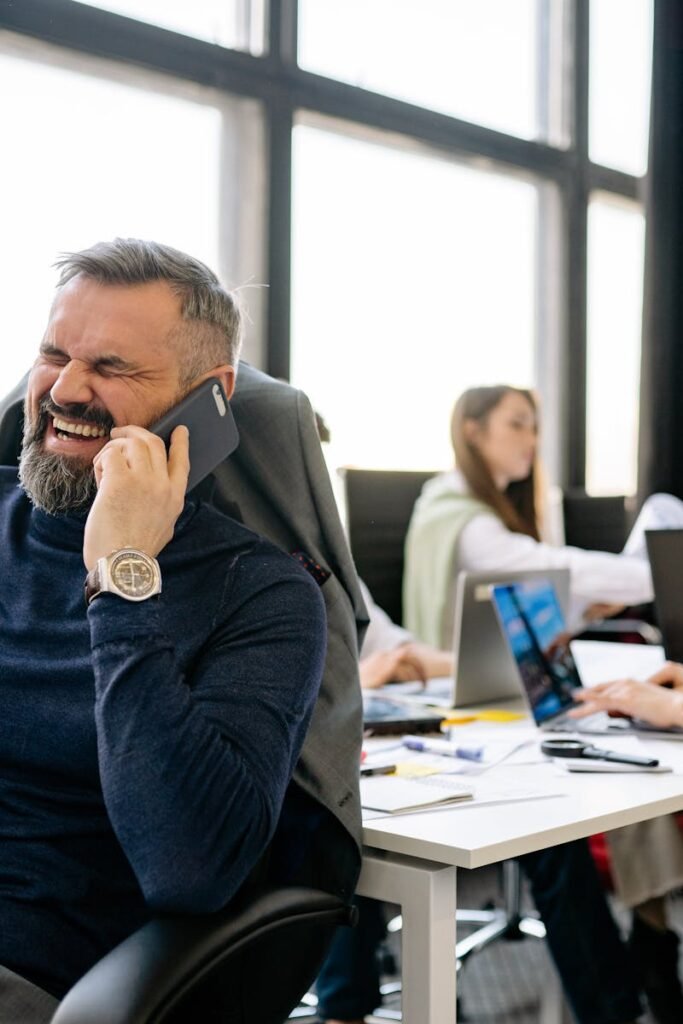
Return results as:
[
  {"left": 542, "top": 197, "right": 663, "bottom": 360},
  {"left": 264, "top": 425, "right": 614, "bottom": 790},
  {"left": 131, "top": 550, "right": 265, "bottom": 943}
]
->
[
  {"left": 196, "top": 365, "right": 235, "bottom": 400},
  {"left": 215, "top": 365, "right": 236, "bottom": 401}
]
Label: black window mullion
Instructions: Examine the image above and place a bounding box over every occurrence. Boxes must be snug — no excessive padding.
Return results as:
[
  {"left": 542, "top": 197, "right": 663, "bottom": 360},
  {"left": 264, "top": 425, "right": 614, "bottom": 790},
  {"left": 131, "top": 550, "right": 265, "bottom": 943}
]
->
[
  {"left": 264, "top": 0, "right": 298, "bottom": 379},
  {"left": 565, "top": 0, "right": 590, "bottom": 490}
]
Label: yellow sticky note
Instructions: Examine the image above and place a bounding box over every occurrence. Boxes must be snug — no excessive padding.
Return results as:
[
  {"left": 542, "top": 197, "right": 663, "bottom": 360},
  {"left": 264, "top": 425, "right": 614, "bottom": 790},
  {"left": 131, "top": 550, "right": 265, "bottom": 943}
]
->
[
  {"left": 395, "top": 762, "right": 443, "bottom": 778},
  {"left": 474, "top": 709, "right": 526, "bottom": 723}
]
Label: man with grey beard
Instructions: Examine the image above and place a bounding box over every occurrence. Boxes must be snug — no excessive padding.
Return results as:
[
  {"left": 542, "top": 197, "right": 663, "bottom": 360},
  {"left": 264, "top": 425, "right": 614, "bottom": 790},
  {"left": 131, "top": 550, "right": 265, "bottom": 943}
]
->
[
  {"left": 0, "top": 239, "right": 331, "bottom": 1022},
  {"left": 19, "top": 395, "right": 113, "bottom": 513}
]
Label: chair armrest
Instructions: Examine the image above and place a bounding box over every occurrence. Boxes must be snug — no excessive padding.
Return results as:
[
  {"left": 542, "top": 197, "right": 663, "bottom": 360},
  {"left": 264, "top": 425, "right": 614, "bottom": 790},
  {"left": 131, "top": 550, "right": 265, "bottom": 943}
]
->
[{"left": 51, "top": 886, "right": 356, "bottom": 1024}]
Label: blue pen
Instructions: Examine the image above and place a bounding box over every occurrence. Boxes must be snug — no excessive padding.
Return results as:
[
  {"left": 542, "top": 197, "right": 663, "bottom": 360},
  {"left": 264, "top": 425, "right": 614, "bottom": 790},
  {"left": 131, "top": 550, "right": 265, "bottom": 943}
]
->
[{"left": 402, "top": 736, "right": 484, "bottom": 762}]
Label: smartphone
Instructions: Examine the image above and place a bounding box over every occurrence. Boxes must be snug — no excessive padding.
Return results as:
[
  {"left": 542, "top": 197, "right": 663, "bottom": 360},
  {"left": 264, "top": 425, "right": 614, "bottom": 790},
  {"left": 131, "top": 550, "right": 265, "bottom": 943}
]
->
[{"left": 150, "top": 377, "right": 239, "bottom": 492}]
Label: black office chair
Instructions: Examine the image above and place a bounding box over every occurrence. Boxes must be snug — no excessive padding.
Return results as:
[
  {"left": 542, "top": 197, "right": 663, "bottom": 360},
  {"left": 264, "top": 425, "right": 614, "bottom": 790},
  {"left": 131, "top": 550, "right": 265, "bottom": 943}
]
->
[
  {"left": 339, "top": 467, "right": 546, "bottom": 1015},
  {"left": 341, "top": 468, "right": 437, "bottom": 627},
  {"left": 563, "top": 489, "right": 661, "bottom": 644},
  {"left": 562, "top": 489, "right": 629, "bottom": 553},
  {"left": 51, "top": 884, "right": 356, "bottom": 1024}
]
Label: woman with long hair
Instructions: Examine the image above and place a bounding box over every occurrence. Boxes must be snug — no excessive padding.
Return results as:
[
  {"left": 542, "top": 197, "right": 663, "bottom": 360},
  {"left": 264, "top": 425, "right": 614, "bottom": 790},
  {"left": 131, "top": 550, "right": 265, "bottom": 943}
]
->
[
  {"left": 403, "top": 383, "right": 683, "bottom": 1024},
  {"left": 404, "top": 384, "right": 678, "bottom": 647}
]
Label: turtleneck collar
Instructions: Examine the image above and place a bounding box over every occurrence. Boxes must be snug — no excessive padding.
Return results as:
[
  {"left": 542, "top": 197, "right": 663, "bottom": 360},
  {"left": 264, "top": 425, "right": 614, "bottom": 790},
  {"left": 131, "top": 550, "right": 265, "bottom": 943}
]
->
[{"left": 27, "top": 490, "right": 201, "bottom": 553}]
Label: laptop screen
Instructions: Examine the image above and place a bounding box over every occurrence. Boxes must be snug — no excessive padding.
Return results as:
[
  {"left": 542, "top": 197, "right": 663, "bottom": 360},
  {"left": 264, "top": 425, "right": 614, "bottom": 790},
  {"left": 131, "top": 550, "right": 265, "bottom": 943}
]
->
[{"left": 491, "top": 579, "right": 582, "bottom": 725}]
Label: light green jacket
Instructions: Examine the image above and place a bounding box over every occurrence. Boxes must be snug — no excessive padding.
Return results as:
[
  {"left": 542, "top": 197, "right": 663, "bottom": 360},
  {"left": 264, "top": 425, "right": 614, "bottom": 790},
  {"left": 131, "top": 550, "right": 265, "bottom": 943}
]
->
[{"left": 403, "top": 473, "right": 489, "bottom": 649}]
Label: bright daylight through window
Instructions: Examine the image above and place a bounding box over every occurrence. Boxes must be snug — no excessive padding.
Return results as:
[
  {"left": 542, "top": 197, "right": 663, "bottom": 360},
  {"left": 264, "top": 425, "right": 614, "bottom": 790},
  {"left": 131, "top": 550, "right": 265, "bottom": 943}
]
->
[
  {"left": 291, "top": 124, "right": 537, "bottom": 472},
  {"left": 0, "top": 47, "right": 226, "bottom": 397}
]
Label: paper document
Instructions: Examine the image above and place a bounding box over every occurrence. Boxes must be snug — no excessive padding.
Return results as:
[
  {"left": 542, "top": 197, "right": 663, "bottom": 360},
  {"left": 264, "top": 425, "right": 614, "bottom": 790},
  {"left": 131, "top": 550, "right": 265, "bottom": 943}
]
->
[
  {"left": 570, "top": 640, "right": 666, "bottom": 687},
  {"left": 360, "top": 774, "right": 473, "bottom": 813},
  {"left": 361, "top": 776, "right": 567, "bottom": 817},
  {"left": 555, "top": 760, "right": 672, "bottom": 773},
  {"left": 400, "top": 734, "right": 536, "bottom": 775}
]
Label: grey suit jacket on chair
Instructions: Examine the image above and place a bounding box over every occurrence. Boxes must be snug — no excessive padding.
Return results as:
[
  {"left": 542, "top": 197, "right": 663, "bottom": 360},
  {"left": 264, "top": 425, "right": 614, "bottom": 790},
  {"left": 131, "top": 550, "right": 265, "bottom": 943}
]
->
[{"left": 0, "top": 362, "right": 367, "bottom": 891}]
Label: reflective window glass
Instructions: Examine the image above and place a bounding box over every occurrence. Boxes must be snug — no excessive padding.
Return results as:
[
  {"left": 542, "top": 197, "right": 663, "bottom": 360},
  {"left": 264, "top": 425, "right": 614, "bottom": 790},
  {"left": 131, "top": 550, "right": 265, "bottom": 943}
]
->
[
  {"left": 0, "top": 49, "right": 232, "bottom": 397},
  {"left": 299, "top": 0, "right": 556, "bottom": 141},
  {"left": 589, "top": 0, "right": 653, "bottom": 175},
  {"left": 586, "top": 195, "right": 646, "bottom": 496},
  {"left": 291, "top": 122, "right": 538, "bottom": 473}
]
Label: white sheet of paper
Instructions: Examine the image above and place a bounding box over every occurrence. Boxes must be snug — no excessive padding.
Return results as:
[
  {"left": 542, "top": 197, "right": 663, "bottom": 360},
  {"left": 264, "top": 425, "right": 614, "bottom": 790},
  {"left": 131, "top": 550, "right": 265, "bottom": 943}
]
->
[
  {"left": 360, "top": 774, "right": 474, "bottom": 813},
  {"left": 570, "top": 640, "right": 666, "bottom": 687}
]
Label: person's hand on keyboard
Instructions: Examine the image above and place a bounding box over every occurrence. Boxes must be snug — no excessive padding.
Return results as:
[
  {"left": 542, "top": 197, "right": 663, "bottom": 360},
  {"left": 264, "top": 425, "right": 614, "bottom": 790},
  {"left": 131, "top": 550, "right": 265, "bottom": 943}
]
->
[{"left": 569, "top": 664, "right": 683, "bottom": 728}]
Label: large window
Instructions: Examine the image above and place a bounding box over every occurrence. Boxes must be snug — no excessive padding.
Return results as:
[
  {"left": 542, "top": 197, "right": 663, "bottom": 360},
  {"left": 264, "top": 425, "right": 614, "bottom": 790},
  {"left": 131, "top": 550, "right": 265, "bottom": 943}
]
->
[
  {"left": 586, "top": 195, "right": 646, "bottom": 496},
  {"left": 589, "top": 0, "right": 653, "bottom": 176},
  {"left": 299, "top": 0, "right": 560, "bottom": 142},
  {"left": 292, "top": 122, "right": 537, "bottom": 470},
  {"left": 0, "top": 0, "right": 656, "bottom": 497},
  {"left": 0, "top": 36, "right": 266, "bottom": 396}
]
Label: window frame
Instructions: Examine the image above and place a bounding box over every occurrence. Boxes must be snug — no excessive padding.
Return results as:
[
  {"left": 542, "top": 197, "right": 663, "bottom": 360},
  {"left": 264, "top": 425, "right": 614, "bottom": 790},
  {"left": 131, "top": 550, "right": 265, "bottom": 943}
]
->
[{"left": 0, "top": 0, "right": 648, "bottom": 490}]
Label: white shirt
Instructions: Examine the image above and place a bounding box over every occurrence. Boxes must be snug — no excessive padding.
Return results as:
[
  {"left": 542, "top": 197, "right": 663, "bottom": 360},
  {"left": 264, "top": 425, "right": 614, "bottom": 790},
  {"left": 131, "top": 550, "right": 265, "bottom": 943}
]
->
[
  {"left": 359, "top": 579, "right": 411, "bottom": 658},
  {"left": 449, "top": 472, "right": 653, "bottom": 628}
]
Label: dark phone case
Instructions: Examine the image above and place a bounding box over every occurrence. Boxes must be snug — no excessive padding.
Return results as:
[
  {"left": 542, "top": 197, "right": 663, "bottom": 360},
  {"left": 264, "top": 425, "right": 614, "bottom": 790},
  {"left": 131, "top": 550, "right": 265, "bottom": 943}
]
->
[{"left": 149, "top": 378, "right": 240, "bottom": 492}]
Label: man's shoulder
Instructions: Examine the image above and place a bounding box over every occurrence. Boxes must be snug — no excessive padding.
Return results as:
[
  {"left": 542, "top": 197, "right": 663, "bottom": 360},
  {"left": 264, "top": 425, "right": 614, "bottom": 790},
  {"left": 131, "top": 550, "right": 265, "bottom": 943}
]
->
[
  {"left": 177, "top": 500, "right": 324, "bottom": 599},
  {"left": 0, "top": 465, "right": 23, "bottom": 504},
  {"left": 0, "top": 465, "right": 19, "bottom": 483}
]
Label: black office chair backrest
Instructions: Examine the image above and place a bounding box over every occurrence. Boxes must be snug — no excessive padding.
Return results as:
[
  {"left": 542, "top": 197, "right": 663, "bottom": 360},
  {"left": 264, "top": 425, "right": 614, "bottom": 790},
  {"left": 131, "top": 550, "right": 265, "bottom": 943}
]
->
[
  {"left": 340, "top": 468, "right": 437, "bottom": 626},
  {"left": 562, "top": 490, "right": 628, "bottom": 553}
]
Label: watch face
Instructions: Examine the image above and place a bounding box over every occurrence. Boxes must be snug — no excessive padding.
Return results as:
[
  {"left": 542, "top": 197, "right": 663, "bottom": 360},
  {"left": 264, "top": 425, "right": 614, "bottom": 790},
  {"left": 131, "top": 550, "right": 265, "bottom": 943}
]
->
[{"left": 110, "top": 552, "right": 157, "bottom": 598}]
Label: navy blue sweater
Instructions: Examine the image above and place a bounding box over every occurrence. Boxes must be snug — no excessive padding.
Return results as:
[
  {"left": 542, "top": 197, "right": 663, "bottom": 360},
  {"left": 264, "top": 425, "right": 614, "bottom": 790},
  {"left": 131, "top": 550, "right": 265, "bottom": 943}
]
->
[{"left": 0, "top": 466, "right": 326, "bottom": 997}]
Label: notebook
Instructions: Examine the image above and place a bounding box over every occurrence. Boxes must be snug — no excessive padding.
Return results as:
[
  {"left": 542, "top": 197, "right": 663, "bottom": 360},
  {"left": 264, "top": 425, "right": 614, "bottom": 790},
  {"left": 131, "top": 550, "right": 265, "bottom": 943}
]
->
[{"left": 360, "top": 773, "right": 474, "bottom": 813}]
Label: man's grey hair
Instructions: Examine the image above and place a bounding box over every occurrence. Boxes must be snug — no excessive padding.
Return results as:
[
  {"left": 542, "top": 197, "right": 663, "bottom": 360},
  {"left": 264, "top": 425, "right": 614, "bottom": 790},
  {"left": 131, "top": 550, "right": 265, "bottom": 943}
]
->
[{"left": 54, "top": 238, "right": 242, "bottom": 385}]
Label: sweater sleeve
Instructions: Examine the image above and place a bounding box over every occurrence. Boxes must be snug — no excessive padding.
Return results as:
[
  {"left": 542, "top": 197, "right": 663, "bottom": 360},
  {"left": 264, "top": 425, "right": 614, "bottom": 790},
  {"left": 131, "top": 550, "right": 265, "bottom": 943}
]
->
[
  {"left": 458, "top": 513, "right": 653, "bottom": 614},
  {"left": 86, "top": 565, "right": 326, "bottom": 914}
]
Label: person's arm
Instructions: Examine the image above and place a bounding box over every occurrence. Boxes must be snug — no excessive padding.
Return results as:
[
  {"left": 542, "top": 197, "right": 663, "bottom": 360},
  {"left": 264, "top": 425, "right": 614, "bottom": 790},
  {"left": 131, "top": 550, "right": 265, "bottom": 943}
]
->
[
  {"left": 357, "top": 581, "right": 454, "bottom": 688},
  {"left": 89, "top": 566, "right": 326, "bottom": 913},
  {"left": 570, "top": 662, "right": 683, "bottom": 728},
  {"left": 83, "top": 424, "right": 326, "bottom": 913},
  {"left": 458, "top": 513, "right": 653, "bottom": 608},
  {"left": 359, "top": 643, "right": 454, "bottom": 689},
  {"left": 358, "top": 579, "right": 411, "bottom": 658}
]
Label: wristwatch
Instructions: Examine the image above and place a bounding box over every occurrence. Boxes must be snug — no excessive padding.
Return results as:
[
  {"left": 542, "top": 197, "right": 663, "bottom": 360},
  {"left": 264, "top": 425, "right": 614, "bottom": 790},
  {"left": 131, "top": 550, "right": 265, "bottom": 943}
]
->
[{"left": 85, "top": 549, "right": 162, "bottom": 605}]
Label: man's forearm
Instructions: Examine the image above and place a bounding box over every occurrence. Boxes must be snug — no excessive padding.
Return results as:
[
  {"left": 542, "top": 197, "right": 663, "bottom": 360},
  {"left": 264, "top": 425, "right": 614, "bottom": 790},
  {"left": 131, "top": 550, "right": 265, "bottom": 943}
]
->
[{"left": 88, "top": 579, "right": 325, "bottom": 913}]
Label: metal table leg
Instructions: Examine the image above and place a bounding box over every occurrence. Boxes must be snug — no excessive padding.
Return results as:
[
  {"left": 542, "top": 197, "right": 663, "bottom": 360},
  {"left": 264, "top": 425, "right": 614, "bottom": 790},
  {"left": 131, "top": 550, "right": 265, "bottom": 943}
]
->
[{"left": 357, "top": 849, "right": 458, "bottom": 1024}]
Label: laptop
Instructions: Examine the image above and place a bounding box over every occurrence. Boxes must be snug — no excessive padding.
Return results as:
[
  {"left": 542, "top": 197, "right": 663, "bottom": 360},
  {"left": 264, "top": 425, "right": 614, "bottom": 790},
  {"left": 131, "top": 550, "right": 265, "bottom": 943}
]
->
[
  {"left": 362, "top": 694, "right": 445, "bottom": 735},
  {"left": 646, "top": 529, "right": 683, "bottom": 662},
  {"left": 450, "top": 568, "right": 571, "bottom": 708},
  {"left": 490, "top": 577, "right": 683, "bottom": 738}
]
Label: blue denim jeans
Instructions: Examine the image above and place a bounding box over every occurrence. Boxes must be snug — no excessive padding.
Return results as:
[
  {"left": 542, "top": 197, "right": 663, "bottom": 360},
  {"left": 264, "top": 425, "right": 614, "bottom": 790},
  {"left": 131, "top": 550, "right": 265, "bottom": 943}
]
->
[{"left": 316, "top": 838, "right": 643, "bottom": 1024}]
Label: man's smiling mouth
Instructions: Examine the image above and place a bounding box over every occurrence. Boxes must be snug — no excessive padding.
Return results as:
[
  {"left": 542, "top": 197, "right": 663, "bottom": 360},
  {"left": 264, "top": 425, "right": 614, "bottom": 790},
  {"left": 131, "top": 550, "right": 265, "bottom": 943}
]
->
[{"left": 52, "top": 415, "right": 109, "bottom": 440}]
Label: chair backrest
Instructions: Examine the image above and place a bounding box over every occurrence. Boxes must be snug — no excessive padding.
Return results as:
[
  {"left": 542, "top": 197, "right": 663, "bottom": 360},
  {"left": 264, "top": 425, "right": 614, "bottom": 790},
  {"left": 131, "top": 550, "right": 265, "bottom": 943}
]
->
[
  {"left": 562, "top": 490, "right": 628, "bottom": 553},
  {"left": 340, "top": 467, "right": 436, "bottom": 626}
]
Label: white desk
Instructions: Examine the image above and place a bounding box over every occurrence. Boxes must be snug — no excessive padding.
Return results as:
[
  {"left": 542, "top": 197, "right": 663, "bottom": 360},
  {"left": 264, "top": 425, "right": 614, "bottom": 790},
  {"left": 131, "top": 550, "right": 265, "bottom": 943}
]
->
[{"left": 358, "top": 730, "right": 683, "bottom": 1024}]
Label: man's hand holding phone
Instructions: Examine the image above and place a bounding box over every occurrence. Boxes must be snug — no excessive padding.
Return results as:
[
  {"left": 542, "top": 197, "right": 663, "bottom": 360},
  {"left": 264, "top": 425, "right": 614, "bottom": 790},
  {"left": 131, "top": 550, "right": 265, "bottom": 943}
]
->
[{"left": 83, "top": 425, "right": 189, "bottom": 572}]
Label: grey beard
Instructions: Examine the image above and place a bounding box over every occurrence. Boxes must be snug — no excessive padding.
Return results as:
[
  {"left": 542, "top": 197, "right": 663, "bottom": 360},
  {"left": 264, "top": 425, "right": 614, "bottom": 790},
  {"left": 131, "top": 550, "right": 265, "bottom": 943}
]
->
[
  {"left": 18, "top": 399, "right": 103, "bottom": 515},
  {"left": 19, "top": 440, "right": 97, "bottom": 515}
]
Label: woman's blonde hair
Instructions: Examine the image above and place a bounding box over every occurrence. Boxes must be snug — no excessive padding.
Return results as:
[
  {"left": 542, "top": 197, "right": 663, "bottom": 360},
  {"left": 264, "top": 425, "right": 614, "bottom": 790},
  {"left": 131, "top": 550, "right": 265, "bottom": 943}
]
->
[{"left": 450, "top": 385, "right": 541, "bottom": 540}]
